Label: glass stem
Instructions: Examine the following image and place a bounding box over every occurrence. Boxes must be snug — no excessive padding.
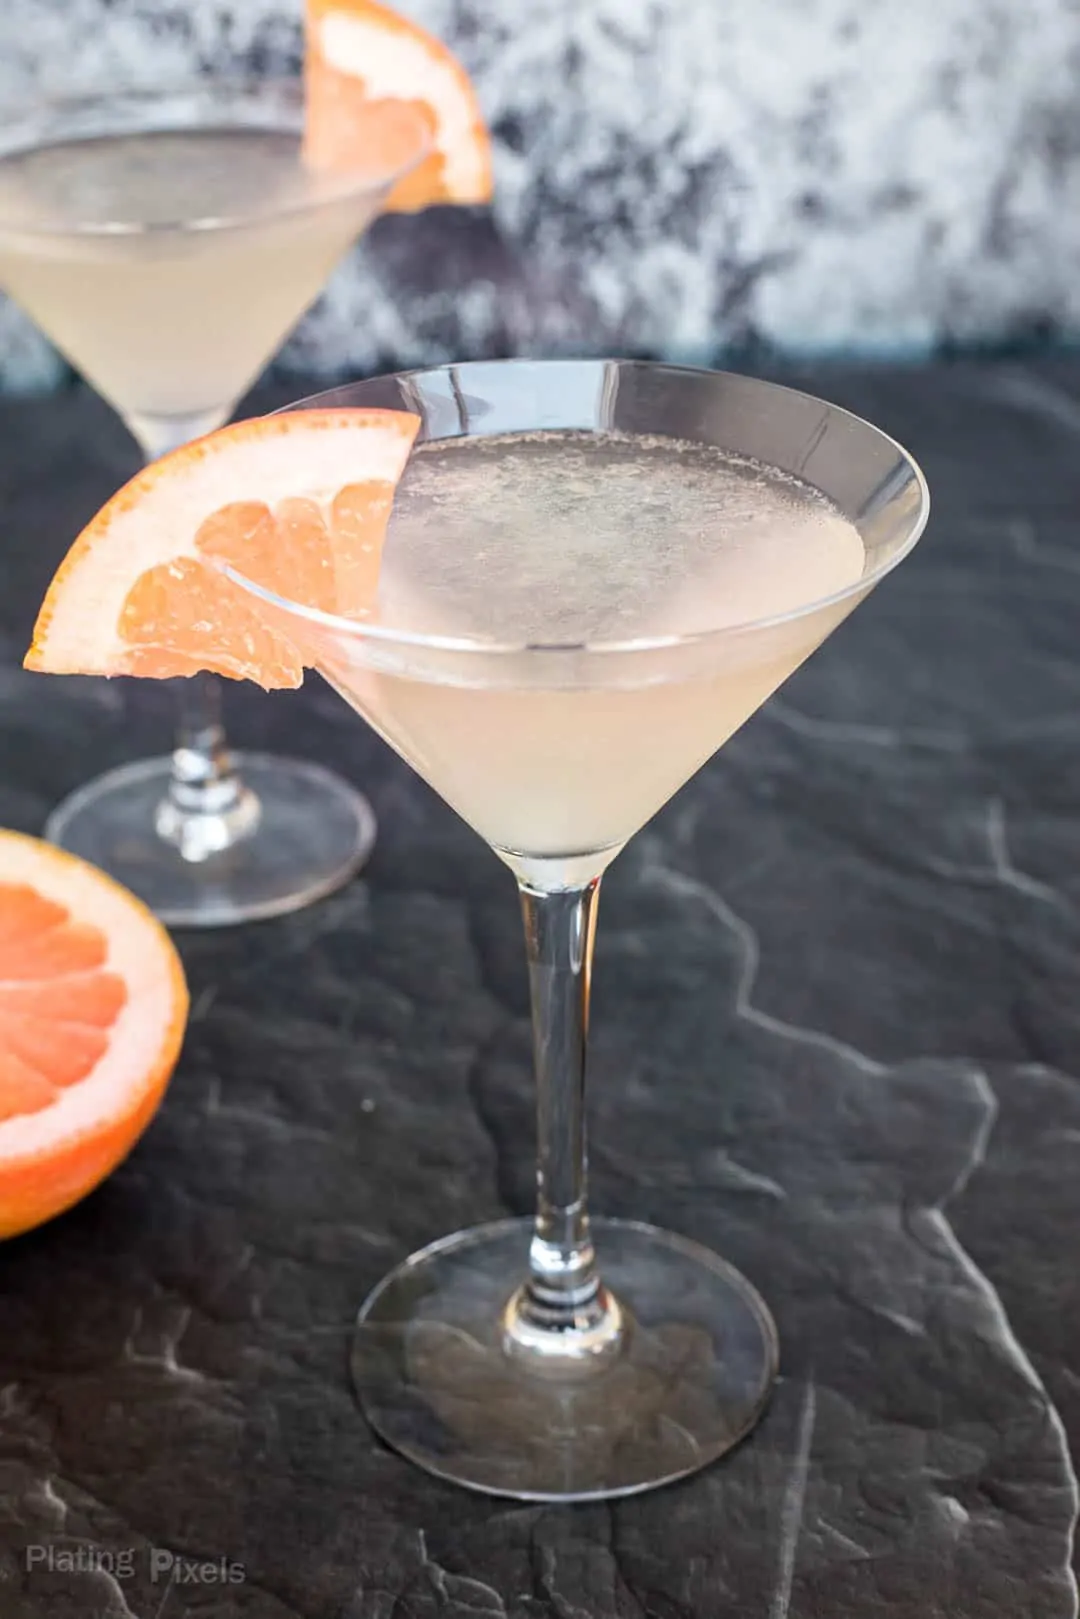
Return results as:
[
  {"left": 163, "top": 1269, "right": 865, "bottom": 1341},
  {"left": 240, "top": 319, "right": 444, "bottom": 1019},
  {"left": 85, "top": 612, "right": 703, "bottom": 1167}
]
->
[
  {"left": 503, "top": 878, "right": 625, "bottom": 1368},
  {"left": 154, "top": 675, "right": 261, "bottom": 862},
  {"left": 128, "top": 410, "right": 262, "bottom": 865}
]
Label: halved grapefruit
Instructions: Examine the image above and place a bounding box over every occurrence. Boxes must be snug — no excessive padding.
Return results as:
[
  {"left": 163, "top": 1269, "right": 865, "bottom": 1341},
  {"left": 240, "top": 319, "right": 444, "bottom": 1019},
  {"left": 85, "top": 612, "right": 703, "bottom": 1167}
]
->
[
  {"left": 304, "top": 0, "right": 493, "bottom": 212},
  {"left": 0, "top": 831, "right": 188, "bottom": 1239},
  {"left": 25, "top": 409, "right": 420, "bottom": 689}
]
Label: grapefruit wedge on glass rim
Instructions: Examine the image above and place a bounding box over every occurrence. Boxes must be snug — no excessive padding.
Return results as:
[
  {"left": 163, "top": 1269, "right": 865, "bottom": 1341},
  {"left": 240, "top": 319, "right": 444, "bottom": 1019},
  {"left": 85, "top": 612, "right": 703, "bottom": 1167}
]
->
[
  {"left": 302, "top": 0, "right": 493, "bottom": 213},
  {"left": 0, "top": 831, "right": 188, "bottom": 1239},
  {"left": 25, "top": 409, "right": 421, "bottom": 688}
]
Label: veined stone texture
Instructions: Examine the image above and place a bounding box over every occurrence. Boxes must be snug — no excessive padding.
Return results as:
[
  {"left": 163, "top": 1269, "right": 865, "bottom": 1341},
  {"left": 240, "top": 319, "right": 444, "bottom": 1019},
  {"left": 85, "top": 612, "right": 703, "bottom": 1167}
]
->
[{"left": 0, "top": 0, "right": 1077, "bottom": 390}]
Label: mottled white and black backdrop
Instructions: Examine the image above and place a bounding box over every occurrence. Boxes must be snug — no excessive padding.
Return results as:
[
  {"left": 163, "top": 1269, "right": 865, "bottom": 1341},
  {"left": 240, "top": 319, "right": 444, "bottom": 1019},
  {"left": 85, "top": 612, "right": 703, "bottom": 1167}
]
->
[{"left": 0, "top": 0, "right": 1079, "bottom": 390}]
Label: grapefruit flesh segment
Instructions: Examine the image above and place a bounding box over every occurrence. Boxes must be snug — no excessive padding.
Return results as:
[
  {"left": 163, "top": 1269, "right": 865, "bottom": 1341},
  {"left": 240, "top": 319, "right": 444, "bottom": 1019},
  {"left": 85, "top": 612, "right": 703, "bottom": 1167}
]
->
[
  {"left": 0, "top": 970, "right": 127, "bottom": 1026},
  {"left": 1, "top": 1015, "right": 109, "bottom": 1090},
  {"left": 0, "top": 832, "right": 188, "bottom": 1239},
  {"left": 119, "top": 555, "right": 302, "bottom": 685},
  {"left": 0, "top": 886, "right": 108, "bottom": 977},
  {"left": 0, "top": 1055, "right": 56, "bottom": 1123},
  {"left": 25, "top": 408, "right": 420, "bottom": 690},
  {"left": 330, "top": 480, "right": 397, "bottom": 616}
]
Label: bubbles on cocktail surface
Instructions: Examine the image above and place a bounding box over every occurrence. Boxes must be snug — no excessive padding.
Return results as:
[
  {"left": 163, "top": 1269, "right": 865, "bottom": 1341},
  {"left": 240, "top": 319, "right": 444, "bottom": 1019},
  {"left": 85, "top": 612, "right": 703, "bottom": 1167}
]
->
[{"left": 380, "top": 429, "right": 867, "bottom": 645}]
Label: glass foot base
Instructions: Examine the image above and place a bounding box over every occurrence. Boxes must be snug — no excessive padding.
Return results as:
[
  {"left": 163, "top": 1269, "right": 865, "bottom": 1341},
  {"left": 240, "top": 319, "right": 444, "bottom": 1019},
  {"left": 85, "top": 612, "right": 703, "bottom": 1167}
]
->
[
  {"left": 353, "top": 1216, "right": 778, "bottom": 1502},
  {"left": 45, "top": 752, "right": 375, "bottom": 928}
]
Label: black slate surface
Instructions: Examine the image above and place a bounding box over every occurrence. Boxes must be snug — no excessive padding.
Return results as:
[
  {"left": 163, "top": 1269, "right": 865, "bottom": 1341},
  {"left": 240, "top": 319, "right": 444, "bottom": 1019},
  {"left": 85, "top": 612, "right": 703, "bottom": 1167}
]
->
[{"left": 1, "top": 360, "right": 1080, "bottom": 1618}]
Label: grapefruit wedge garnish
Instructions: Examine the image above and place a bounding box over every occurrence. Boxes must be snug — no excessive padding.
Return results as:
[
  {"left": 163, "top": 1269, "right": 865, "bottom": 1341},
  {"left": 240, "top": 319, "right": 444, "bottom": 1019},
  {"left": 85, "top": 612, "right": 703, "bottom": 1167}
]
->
[
  {"left": 25, "top": 409, "right": 421, "bottom": 690},
  {"left": 0, "top": 831, "right": 188, "bottom": 1239},
  {"left": 304, "top": 0, "right": 493, "bottom": 213}
]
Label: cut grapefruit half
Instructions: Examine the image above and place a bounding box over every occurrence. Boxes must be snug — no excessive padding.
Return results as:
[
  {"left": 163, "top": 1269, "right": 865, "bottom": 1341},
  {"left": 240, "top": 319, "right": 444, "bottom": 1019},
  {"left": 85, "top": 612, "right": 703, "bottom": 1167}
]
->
[
  {"left": 304, "top": 0, "right": 493, "bottom": 212},
  {"left": 25, "top": 409, "right": 421, "bottom": 689},
  {"left": 0, "top": 831, "right": 188, "bottom": 1239}
]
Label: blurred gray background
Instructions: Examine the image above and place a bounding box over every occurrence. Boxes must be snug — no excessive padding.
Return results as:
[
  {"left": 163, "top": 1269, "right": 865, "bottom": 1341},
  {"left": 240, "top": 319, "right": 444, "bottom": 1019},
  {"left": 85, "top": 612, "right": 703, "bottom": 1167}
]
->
[{"left": 1, "top": 0, "right": 1078, "bottom": 390}]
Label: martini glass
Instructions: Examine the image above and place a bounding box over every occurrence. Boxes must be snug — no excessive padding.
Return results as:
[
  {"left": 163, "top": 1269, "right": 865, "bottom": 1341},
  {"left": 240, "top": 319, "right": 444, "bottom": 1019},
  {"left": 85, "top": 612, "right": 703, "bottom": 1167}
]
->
[
  {"left": 229, "top": 359, "right": 929, "bottom": 1500},
  {"left": 0, "top": 77, "right": 430, "bottom": 926}
]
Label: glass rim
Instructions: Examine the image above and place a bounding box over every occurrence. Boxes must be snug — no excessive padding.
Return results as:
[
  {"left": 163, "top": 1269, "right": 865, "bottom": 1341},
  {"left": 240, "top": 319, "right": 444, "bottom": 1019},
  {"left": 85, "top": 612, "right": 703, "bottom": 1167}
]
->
[
  {"left": 0, "top": 74, "right": 433, "bottom": 240},
  {"left": 225, "top": 360, "right": 931, "bottom": 660}
]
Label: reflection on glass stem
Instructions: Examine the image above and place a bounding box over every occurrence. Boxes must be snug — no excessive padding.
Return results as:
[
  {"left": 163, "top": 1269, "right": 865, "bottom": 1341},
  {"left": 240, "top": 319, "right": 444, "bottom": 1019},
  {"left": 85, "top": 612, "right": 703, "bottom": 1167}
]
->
[{"left": 503, "top": 878, "right": 626, "bottom": 1371}]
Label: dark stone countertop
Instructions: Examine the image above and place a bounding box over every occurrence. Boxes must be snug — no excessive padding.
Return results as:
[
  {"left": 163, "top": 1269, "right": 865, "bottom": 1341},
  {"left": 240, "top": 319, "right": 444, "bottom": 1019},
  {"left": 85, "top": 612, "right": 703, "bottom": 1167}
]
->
[{"left": 2, "top": 359, "right": 1080, "bottom": 1618}]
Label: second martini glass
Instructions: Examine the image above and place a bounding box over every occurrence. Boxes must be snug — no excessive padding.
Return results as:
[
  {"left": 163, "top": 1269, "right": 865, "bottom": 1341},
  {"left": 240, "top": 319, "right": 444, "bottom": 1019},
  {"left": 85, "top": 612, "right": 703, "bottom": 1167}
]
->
[
  {"left": 230, "top": 359, "right": 930, "bottom": 1500},
  {"left": 0, "top": 76, "right": 430, "bottom": 925}
]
